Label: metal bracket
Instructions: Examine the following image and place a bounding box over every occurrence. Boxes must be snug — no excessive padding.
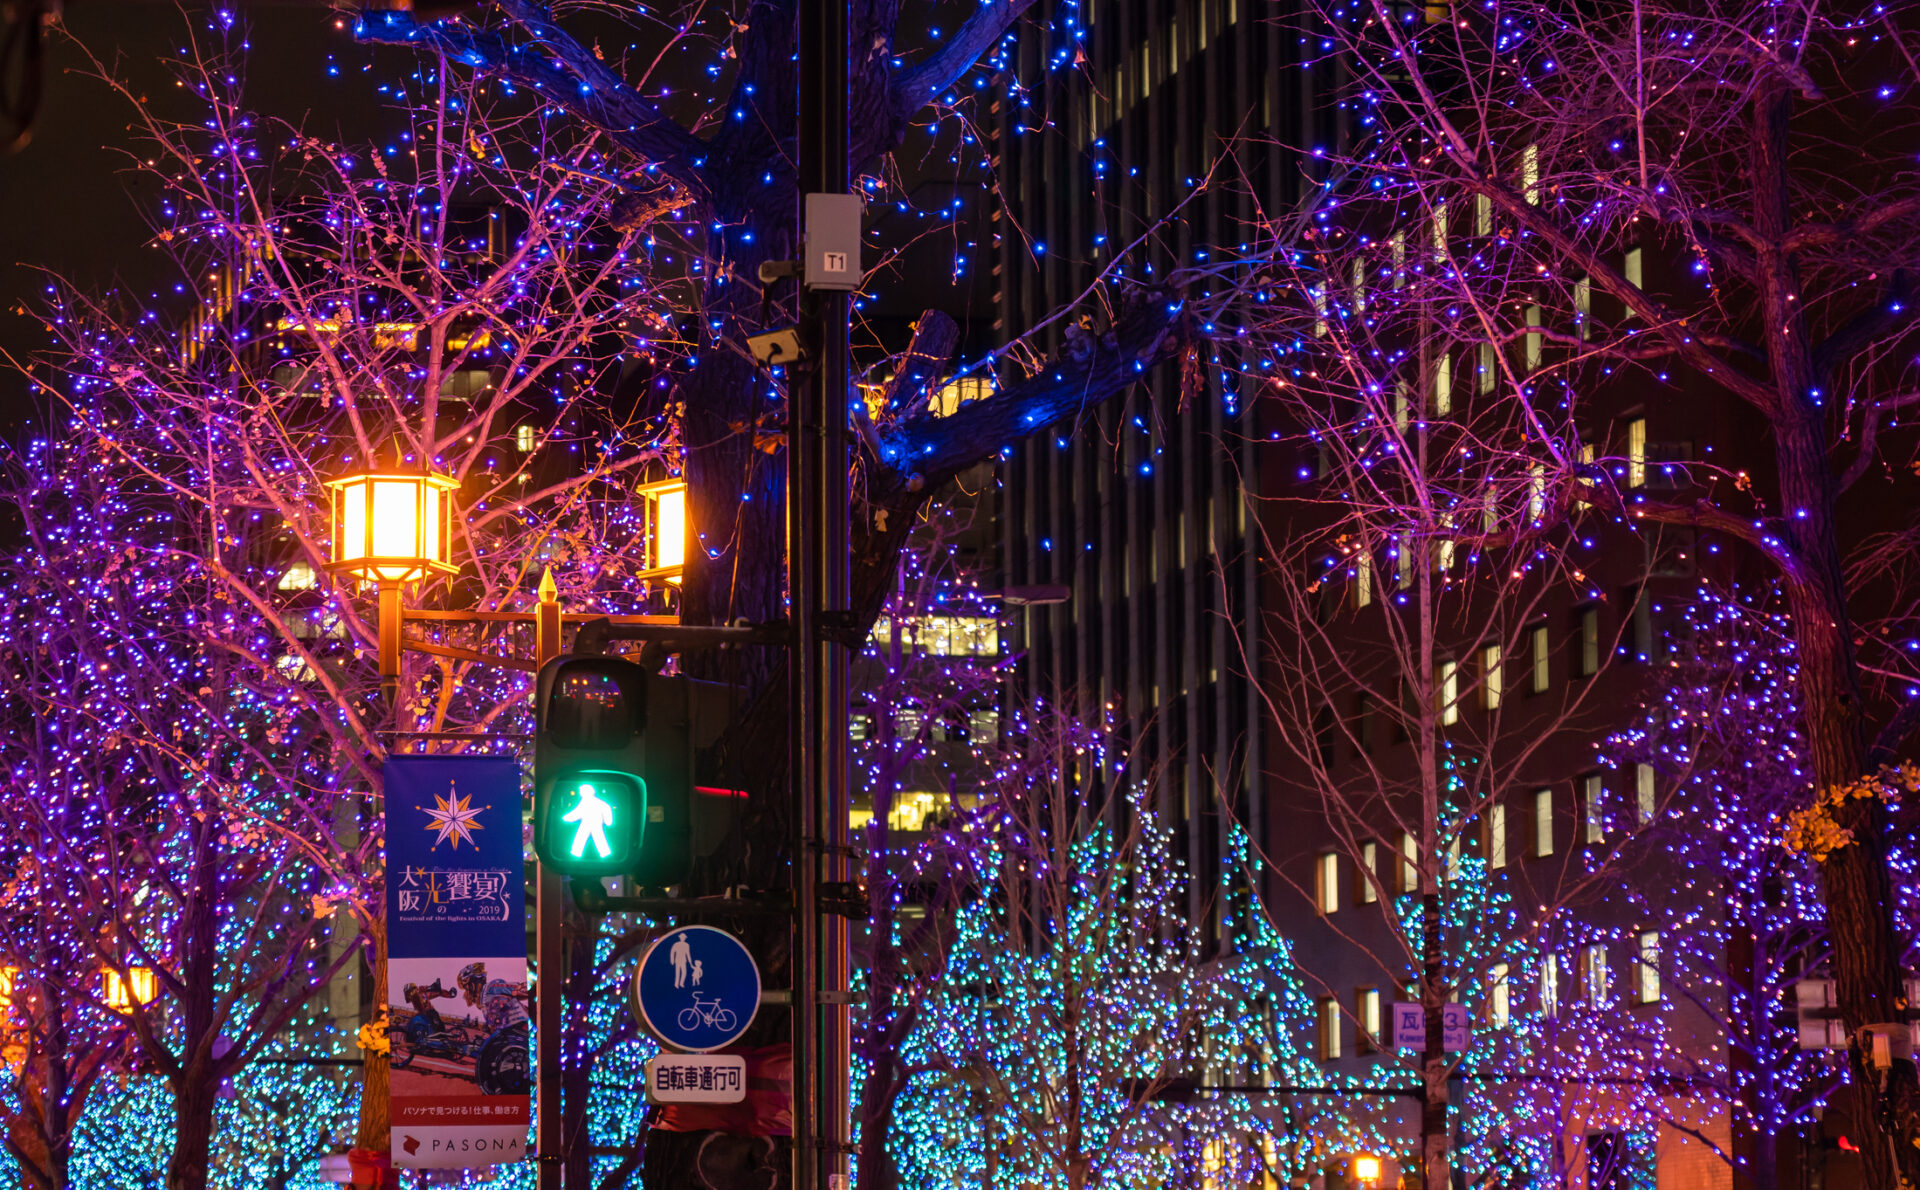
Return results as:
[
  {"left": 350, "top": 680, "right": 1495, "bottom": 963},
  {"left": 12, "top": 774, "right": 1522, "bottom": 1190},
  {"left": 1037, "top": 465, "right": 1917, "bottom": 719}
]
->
[
  {"left": 814, "top": 609, "right": 864, "bottom": 649},
  {"left": 569, "top": 884, "right": 787, "bottom": 918},
  {"left": 818, "top": 880, "right": 868, "bottom": 921},
  {"left": 572, "top": 617, "right": 794, "bottom": 655}
]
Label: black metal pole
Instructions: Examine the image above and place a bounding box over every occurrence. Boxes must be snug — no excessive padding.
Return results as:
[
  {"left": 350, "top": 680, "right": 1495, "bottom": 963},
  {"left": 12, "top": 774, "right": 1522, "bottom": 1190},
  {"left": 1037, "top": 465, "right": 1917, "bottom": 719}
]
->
[{"left": 793, "top": 3, "right": 850, "bottom": 1189}]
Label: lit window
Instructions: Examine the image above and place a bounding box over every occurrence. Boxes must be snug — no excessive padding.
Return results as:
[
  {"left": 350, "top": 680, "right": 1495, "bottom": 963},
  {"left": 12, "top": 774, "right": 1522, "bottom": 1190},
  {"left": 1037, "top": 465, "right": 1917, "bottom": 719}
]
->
[
  {"left": 1528, "top": 464, "right": 1547, "bottom": 522},
  {"left": 1541, "top": 954, "right": 1560, "bottom": 1016},
  {"left": 930, "top": 376, "right": 993, "bottom": 418},
  {"left": 1316, "top": 853, "right": 1341, "bottom": 915},
  {"left": 1318, "top": 997, "right": 1342, "bottom": 1059},
  {"left": 1394, "top": 378, "right": 1412, "bottom": 431},
  {"left": 1623, "top": 247, "right": 1644, "bottom": 318},
  {"left": 1490, "top": 963, "right": 1511, "bottom": 1026},
  {"left": 1584, "top": 773, "right": 1606, "bottom": 844},
  {"left": 516, "top": 424, "right": 536, "bottom": 453},
  {"left": 1524, "top": 305, "right": 1543, "bottom": 371},
  {"left": 1399, "top": 831, "right": 1419, "bottom": 893},
  {"left": 1395, "top": 537, "right": 1412, "bottom": 590},
  {"left": 1483, "top": 645, "right": 1503, "bottom": 710},
  {"left": 1576, "top": 604, "right": 1601, "bottom": 677},
  {"left": 1358, "top": 988, "right": 1382, "bottom": 1052},
  {"left": 1430, "top": 202, "right": 1449, "bottom": 260},
  {"left": 1637, "top": 932, "right": 1661, "bottom": 1004},
  {"left": 1446, "top": 836, "right": 1463, "bottom": 882},
  {"left": 1530, "top": 624, "right": 1550, "bottom": 692},
  {"left": 848, "top": 714, "right": 871, "bottom": 742},
  {"left": 1522, "top": 143, "right": 1540, "bottom": 204},
  {"left": 1390, "top": 231, "right": 1407, "bottom": 287},
  {"left": 1477, "top": 341, "right": 1496, "bottom": 394},
  {"left": 1358, "top": 842, "right": 1379, "bottom": 904},
  {"left": 1488, "top": 804, "right": 1508, "bottom": 870},
  {"left": 1354, "top": 550, "right": 1373, "bottom": 609},
  {"left": 1627, "top": 417, "right": 1648, "bottom": 488},
  {"left": 1475, "top": 193, "right": 1493, "bottom": 236},
  {"left": 1583, "top": 944, "right": 1609, "bottom": 1006},
  {"left": 969, "top": 709, "right": 1000, "bottom": 745},
  {"left": 1351, "top": 259, "right": 1367, "bottom": 315},
  {"left": 1636, "top": 764, "right": 1656, "bottom": 824},
  {"left": 1439, "top": 661, "right": 1460, "bottom": 726},
  {"left": 1433, "top": 353, "right": 1452, "bottom": 416},
  {"left": 1312, "top": 286, "right": 1329, "bottom": 337},
  {"left": 277, "top": 561, "right": 317, "bottom": 591},
  {"left": 1574, "top": 275, "right": 1592, "bottom": 340},
  {"left": 1533, "top": 789, "right": 1554, "bottom": 857}
]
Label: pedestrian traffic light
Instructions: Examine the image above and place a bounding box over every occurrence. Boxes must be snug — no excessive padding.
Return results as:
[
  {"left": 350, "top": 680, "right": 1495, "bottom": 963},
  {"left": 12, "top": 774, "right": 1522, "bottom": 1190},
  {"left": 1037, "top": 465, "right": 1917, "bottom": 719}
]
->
[
  {"left": 535, "top": 657, "right": 648, "bottom": 878},
  {"left": 533, "top": 655, "right": 700, "bottom": 885}
]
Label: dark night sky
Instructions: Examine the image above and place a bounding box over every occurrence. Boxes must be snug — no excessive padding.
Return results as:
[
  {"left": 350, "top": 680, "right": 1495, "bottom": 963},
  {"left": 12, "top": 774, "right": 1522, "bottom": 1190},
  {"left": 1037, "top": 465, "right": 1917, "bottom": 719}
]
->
[{"left": 0, "top": 3, "right": 392, "bottom": 431}]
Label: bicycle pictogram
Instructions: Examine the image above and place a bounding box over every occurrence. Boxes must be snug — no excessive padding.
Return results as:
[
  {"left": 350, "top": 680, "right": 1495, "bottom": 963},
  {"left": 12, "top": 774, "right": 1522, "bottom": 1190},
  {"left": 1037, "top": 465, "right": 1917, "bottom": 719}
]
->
[{"left": 677, "top": 993, "right": 738, "bottom": 1033}]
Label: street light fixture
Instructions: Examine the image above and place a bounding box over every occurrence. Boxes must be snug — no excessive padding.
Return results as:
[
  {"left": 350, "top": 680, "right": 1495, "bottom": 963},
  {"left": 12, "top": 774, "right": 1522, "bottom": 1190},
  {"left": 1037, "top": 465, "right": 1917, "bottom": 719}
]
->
[{"left": 323, "top": 469, "right": 460, "bottom": 699}]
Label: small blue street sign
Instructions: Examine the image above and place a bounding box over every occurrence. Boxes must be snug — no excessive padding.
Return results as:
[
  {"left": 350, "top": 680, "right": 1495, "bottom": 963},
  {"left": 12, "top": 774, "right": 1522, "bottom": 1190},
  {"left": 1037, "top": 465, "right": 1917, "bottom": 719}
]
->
[{"left": 633, "top": 925, "right": 761, "bottom": 1053}]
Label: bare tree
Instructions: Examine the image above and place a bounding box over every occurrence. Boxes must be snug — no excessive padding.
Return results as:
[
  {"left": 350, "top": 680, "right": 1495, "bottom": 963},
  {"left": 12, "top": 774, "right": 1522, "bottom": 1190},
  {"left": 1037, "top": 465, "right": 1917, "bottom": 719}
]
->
[
  {"left": 1230, "top": 179, "right": 1684, "bottom": 1184},
  {"left": 1250, "top": 1, "right": 1920, "bottom": 1183}
]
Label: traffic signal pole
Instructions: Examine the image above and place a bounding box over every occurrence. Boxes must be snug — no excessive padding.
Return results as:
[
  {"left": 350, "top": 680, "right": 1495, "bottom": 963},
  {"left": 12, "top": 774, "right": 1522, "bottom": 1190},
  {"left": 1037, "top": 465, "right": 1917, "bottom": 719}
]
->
[
  {"left": 535, "top": 578, "right": 563, "bottom": 1190},
  {"left": 793, "top": 2, "right": 851, "bottom": 1187}
]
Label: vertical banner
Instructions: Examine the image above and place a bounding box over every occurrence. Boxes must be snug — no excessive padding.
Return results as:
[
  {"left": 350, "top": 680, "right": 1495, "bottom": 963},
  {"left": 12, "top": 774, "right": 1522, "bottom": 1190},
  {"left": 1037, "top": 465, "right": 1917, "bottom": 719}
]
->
[{"left": 386, "top": 755, "right": 530, "bottom": 1170}]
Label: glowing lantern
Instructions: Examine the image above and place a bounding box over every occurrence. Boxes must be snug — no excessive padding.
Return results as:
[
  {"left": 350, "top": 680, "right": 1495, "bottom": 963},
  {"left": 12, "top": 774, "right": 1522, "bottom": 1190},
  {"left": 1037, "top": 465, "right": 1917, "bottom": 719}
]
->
[
  {"left": 103, "top": 966, "right": 158, "bottom": 1012},
  {"left": 1353, "top": 1155, "right": 1383, "bottom": 1187},
  {"left": 323, "top": 470, "right": 459, "bottom": 584},
  {"left": 638, "top": 478, "right": 688, "bottom": 578}
]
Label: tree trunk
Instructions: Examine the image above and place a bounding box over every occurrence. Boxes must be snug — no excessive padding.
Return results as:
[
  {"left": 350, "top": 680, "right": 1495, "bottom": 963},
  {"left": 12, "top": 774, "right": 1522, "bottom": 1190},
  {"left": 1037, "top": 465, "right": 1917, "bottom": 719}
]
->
[
  {"left": 165, "top": 1067, "right": 219, "bottom": 1190},
  {"left": 1421, "top": 893, "right": 1449, "bottom": 1190},
  {"left": 1744, "top": 77, "right": 1920, "bottom": 1190}
]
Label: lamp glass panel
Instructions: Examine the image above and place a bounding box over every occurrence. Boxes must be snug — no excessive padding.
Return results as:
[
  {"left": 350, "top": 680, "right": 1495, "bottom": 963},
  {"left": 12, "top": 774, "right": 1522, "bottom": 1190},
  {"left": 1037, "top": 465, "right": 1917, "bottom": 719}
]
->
[
  {"left": 654, "top": 487, "right": 686, "bottom": 569},
  {"left": 339, "top": 479, "right": 370, "bottom": 567},
  {"left": 372, "top": 480, "right": 421, "bottom": 568},
  {"left": 419, "top": 482, "right": 442, "bottom": 567}
]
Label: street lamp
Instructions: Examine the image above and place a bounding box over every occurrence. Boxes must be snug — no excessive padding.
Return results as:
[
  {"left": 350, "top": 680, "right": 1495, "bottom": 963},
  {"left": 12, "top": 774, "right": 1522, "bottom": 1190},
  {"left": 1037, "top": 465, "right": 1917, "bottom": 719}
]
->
[
  {"left": 1353, "top": 1153, "right": 1383, "bottom": 1189},
  {"left": 637, "top": 477, "right": 688, "bottom": 581},
  {"left": 323, "top": 469, "right": 460, "bottom": 699}
]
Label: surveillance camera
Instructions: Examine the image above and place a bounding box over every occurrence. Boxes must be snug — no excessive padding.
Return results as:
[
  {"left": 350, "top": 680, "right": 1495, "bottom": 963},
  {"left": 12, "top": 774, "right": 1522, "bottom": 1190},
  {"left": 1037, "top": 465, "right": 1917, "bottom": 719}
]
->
[{"left": 747, "top": 327, "right": 805, "bottom": 367}]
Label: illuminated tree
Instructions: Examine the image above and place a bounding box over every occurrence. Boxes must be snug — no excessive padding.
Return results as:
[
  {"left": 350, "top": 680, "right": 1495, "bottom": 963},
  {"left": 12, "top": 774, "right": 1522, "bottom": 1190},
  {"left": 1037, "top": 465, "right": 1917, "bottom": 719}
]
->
[
  {"left": 889, "top": 706, "right": 1329, "bottom": 1190},
  {"left": 1267, "top": 3, "right": 1920, "bottom": 1182},
  {"left": 1599, "top": 587, "right": 1844, "bottom": 1190}
]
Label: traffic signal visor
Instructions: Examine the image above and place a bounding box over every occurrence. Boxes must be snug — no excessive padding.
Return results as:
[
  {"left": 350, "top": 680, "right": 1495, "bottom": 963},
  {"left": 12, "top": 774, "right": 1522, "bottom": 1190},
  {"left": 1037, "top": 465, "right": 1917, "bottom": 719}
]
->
[{"left": 538, "top": 770, "right": 646, "bottom": 876}]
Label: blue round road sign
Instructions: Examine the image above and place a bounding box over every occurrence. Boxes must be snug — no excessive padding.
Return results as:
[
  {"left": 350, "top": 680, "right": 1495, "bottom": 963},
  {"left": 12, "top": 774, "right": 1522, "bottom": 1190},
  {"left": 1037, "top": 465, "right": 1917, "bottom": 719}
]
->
[{"left": 633, "top": 925, "right": 760, "bottom": 1052}]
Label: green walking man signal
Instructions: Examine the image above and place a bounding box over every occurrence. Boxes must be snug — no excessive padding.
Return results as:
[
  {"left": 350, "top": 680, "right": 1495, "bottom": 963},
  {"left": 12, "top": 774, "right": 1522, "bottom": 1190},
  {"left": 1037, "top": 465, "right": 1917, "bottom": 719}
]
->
[{"left": 564, "top": 783, "right": 615, "bottom": 859}]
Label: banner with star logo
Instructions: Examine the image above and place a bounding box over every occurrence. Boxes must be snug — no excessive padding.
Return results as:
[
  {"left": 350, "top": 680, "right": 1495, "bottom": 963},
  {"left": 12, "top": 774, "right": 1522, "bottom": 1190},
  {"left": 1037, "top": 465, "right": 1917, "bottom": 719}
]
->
[{"left": 385, "top": 755, "right": 530, "bottom": 1170}]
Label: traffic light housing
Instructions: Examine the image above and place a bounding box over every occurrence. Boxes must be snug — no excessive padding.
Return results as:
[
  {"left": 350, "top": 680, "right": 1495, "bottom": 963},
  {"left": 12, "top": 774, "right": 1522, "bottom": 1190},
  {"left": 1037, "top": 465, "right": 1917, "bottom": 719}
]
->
[{"left": 534, "top": 655, "right": 702, "bottom": 884}]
